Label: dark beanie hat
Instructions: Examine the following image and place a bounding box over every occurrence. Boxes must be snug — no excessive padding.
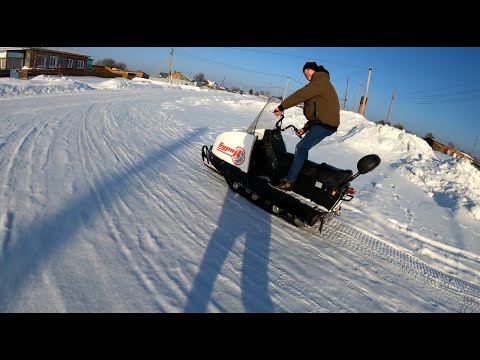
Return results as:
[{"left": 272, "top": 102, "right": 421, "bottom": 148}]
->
[
  {"left": 303, "top": 61, "right": 318, "bottom": 72},
  {"left": 317, "top": 65, "right": 329, "bottom": 75},
  {"left": 303, "top": 62, "right": 330, "bottom": 75}
]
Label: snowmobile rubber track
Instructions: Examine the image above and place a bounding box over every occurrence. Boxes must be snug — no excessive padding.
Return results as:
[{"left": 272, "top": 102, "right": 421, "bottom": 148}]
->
[
  {"left": 222, "top": 166, "right": 334, "bottom": 231},
  {"left": 203, "top": 145, "right": 337, "bottom": 232}
]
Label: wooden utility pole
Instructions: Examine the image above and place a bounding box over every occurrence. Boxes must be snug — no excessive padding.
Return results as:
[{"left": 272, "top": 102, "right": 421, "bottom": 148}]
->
[
  {"left": 358, "top": 67, "right": 372, "bottom": 115},
  {"left": 168, "top": 48, "right": 174, "bottom": 84},
  {"left": 472, "top": 135, "right": 478, "bottom": 159},
  {"left": 341, "top": 76, "right": 349, "bottom": 110},
  {"left": 352, "top": 80, "right": 362, "bottom": 111},
  {"left": 283, "top": 76, "right": 290, "bottom": 100},
  {"left": 385, "top": 89, "right": 396, "bottom": 125}
]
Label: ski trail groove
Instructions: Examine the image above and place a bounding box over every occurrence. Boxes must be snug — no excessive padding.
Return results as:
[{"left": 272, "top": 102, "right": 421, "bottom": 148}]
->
[{"left": 322, "top": 218, "right": 480, "bottom": 311}]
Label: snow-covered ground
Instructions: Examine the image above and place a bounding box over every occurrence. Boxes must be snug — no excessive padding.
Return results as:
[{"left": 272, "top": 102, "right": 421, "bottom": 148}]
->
[{"left": 1, "top": 75, "right": 479, "bottom": 312}]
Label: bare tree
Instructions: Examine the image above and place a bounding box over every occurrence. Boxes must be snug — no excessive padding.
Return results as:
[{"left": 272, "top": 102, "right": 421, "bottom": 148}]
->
[
  {"left": 194, "top": 73, "right": 206, "bottom": 85},
  {"left": 95, "top": 58, "right": 127, "bottom": 70}
]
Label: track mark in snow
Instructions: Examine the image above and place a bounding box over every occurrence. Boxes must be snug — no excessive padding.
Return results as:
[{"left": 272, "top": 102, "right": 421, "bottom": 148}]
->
[
  {"left": 386, "top": 218, "right": 408, "bottom": 229},
  {"left": 321, "top": 218, "right": 480, "bottom": 312},
  {"left": 1, "top": 120, "right": 42, "bottom": 195},
  {"left": 0, "top": 211, "right": 14, "bottom": 253}
]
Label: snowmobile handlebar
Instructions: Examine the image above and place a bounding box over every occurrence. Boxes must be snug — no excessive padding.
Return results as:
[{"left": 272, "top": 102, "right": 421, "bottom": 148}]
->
[
  {"left": 282, "top": 124, "right": 303, "bottom": 139},
  {"left": 274, "top": 116, "right": 303, "bottom": 138},
  {"left": 274, "top": 115, "right": 284, "bottom": 129}
]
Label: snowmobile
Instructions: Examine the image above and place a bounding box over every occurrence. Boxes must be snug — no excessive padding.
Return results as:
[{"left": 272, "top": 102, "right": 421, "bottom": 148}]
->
[{"left": 201, "top": 96, "right": 381, "bottom": 233}]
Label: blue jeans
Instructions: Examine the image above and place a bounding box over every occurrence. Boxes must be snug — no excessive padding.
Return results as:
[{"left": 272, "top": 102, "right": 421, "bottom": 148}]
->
[{"left": 286, "top": 125, "right": 334, "bottom": 182}]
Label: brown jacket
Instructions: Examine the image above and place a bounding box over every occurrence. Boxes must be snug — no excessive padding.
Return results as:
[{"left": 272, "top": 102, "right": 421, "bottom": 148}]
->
[{"left": 278, "top": 71, "right": 340, "bottom": 132}]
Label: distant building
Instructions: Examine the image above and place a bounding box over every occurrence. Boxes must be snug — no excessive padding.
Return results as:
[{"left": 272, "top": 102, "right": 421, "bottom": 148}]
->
[
  {"left": 1, "top": 47, "right": 150, "bottom": 80},
  {"left": 205, "top": 79, "right": 216, "bottom": 88},
  {"left": 424, "top": 137, "right": 473, "bottom": 161},
  {"left": 91, "top": 65, "right": 149, "bottom": 79},
  {"left": 150, "top": 72, "right": 196, "bottom": 86},
  {"left": 169, "top": 71, "right": 191, "bottom": 81},
  {"left": 0, "top": 48, "right": 25, "bottom": 70},
  {"left": 0, "top": 47, "right": 91, "bottom": 78},
  {"left": 0, "top": 47, "right": 89, "bottom": 71}
]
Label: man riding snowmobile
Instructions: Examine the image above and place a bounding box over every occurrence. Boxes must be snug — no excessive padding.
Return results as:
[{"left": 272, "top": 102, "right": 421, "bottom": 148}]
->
[{"left": 202, "top": 96, "right": 381, "bottom": 232}]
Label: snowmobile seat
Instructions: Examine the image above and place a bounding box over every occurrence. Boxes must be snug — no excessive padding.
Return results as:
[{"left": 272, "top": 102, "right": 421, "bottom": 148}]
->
[
  {"left": 301, "top": 160, "right": 353, "bottom": 188},
  {"left": 263, "top": 129, "right": 353, "bottom": 188},
  {"left": 279, "top": 152, "right": 353, "bottom": 188}
]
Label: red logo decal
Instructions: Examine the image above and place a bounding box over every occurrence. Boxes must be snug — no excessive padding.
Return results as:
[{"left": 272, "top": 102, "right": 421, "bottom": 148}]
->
[{"left": 217, "top": 142, "right": 245, "bottom": 165}]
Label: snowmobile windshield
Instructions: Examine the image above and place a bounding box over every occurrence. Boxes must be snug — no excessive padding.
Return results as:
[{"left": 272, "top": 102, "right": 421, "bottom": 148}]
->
[{"left": 247, "top": 96, "right": 282, "bottom": 134}]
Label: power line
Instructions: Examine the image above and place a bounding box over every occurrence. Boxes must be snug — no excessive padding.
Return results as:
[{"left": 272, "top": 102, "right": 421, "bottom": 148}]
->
[
  {"left": 396, "top": 79, "right": 480, "bottom": 105},
  {"left": 399, "top": 88, "right": 480, "bottom": 101},
  {"left": 352, "top": 80, "right": 362, "bottom": 111},
  {"left": 176, "top": 49, "right": 289, "bottom": 79},
  {"left": 226, "top": 47, "right": 370, "bottom": 71},
  {"left": 175, "top": 48, "right": 307, "bottom": 95},
  {"left": 283, "top": 77, "right": 290, "bottom": 100},
  {"left": 398, "top": 96, "right": 480, "bottom": 105},
  {"left": 401, "top": 79, "right": 480, "bottom": 95},
  {"left": 397, "top": 92, "right": 480, "bottom": 104},
  {"left": 289, "top": 77, "right": 306, "bottom": 86},
  {"left": 153, "top": 54, "right": 169, "bottom": 77}
]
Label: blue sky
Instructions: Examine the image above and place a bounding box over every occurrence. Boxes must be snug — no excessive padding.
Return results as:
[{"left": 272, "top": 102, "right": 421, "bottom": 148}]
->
[{"left": 76, "top": 47, "right": 480, "bottom": 153}]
